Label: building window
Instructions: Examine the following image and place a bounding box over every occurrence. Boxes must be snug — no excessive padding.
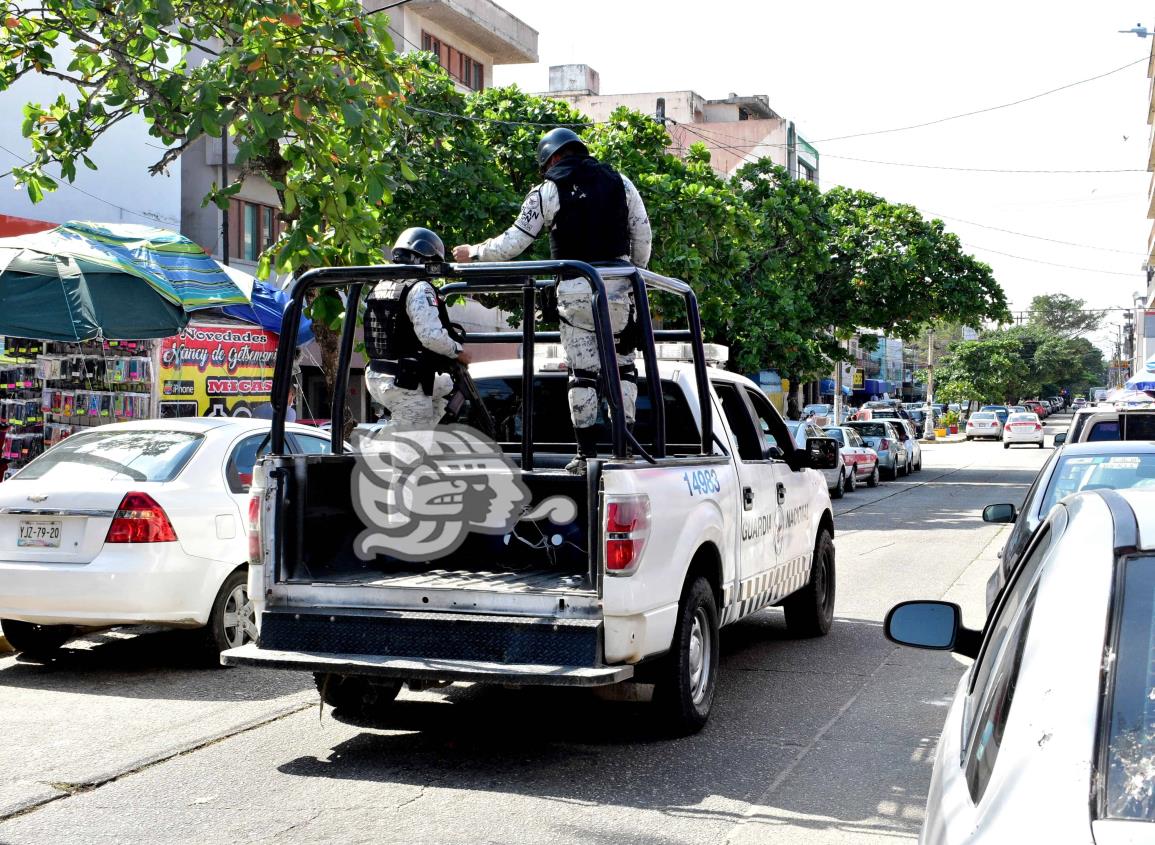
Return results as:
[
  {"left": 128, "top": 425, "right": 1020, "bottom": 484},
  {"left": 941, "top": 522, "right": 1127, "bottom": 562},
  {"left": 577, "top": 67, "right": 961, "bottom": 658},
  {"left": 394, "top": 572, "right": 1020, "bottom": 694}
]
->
[
  {"left": 799, "top": 162, "right": 816, "bottom": 182},
  {"left": 228, "top": 199, "right": 282, "bottom": 262},
  {"left": 421, "top": 30, "right": 484, "bottom": 91}
]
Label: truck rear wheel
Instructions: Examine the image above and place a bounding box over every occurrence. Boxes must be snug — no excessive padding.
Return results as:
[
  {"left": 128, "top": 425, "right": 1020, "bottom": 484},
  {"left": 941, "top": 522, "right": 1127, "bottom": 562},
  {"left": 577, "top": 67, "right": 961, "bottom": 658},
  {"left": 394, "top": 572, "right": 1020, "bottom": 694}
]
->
[
  {"left": 783, "top": 530, "right": 835, "bottom": 637},
  {"left": 314, "top": 672, "right": 402, "bottom": 716},
  {"left": 653, "top": 576, "right": 719, "bottom": 735}
]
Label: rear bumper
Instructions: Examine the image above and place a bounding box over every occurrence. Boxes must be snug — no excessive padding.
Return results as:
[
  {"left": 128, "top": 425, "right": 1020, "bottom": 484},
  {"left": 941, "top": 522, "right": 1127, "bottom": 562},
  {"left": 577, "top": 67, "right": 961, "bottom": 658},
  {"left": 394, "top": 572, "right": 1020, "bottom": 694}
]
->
[
  {"left": 221, "top": 643, "right": 634, "bottom": 687},
  {"left": 1003, "top": 431, "right": 1044, "bottom": 443},
  {"left": 0, "top": 547, "right": 231, "bottom": 627}
]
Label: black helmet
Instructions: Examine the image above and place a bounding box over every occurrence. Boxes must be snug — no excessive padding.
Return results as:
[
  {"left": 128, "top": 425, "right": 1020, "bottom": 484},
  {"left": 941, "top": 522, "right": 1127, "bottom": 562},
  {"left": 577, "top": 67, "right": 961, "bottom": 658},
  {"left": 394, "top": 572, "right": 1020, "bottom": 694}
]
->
[
  {"left": 537, "top": 127, "right": 588, "bottom": 173},
  {"left": 391, "top": 227, "right": 445, "bottom": 264}
]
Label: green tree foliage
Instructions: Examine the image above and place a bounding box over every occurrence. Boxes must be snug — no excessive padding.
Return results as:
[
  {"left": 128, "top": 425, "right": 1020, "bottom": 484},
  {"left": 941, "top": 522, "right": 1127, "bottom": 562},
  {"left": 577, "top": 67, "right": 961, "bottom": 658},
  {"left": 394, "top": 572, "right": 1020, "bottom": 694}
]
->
[
  {"left": 1026, "top": 293, "right": 1103, "bottom": 338},
  {"left": 933, "top": 324, "right": 1107, "bottom": 404}
]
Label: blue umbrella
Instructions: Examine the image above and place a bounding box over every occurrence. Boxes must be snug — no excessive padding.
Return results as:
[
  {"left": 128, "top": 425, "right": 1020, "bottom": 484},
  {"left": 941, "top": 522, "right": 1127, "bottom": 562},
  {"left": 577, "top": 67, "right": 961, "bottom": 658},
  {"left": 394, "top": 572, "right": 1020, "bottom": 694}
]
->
[
  {"left": 1124, "top": 353, "right": 1155, "bottom": 392},
  {"left": 221, "top": 275, "right": 314, "bottom": 345}
]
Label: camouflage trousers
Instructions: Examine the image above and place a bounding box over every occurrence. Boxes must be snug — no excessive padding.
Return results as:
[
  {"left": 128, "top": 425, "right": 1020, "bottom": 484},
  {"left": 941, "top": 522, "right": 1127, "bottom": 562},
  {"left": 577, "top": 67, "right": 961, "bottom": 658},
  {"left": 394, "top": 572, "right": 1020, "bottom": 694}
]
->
[
  {"left": 365, "top": 370, "right": 454, "bottom": 428},
  {"left": 557, "top": 277, "right": 637, "bottom": 430}
]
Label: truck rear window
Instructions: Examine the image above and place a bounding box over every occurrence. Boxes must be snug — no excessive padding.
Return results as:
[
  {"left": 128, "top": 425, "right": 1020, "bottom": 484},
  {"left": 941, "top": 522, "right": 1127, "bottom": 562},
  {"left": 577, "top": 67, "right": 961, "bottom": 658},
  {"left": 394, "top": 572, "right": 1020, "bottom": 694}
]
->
[{"left": 473, "top": 375, "right": 701, "bottom": 452}]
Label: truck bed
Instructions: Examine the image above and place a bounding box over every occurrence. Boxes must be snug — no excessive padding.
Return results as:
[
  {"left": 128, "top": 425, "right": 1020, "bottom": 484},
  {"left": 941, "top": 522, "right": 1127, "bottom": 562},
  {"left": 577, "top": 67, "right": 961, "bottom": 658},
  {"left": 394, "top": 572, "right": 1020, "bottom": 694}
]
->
[{"left": 316, "top": 567, "right": 594, "bottom": 594}]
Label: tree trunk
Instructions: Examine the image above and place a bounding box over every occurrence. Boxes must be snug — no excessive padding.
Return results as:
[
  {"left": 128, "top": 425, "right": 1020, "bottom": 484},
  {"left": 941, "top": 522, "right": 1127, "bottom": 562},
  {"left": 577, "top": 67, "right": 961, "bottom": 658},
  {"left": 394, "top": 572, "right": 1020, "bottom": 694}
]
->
[{"left": 786, "top": 378, "right": 802, "bottom": 420}]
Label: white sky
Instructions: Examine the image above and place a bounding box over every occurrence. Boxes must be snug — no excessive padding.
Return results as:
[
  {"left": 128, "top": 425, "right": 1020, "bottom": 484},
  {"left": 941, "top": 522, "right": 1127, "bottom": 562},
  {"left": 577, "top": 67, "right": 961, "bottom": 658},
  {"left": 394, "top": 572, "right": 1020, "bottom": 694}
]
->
[{"left": 492, "top": 0, "right": 1153, "bottom": 355}]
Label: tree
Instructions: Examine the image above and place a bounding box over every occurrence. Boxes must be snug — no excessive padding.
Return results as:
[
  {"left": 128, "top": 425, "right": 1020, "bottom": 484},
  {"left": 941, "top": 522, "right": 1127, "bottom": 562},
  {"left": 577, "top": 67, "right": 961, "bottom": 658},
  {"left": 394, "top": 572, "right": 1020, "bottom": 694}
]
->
[
  {"left": 932, "top": 334, "right": 1030, "bottom": 405},
  {"left": 0, "top": 0, "right": 411, "bottom": 389},
  {"left": 1027, "top": 293, "right": 1103, "bottom": 338}
]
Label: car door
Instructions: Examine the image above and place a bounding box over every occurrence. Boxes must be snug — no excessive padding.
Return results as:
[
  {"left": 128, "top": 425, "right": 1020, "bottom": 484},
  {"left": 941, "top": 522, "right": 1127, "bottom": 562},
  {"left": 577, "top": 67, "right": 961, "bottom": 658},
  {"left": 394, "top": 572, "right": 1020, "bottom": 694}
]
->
[
  {"left": 711, "top": 380, "right": 780, "bottom": 603},
  {"left": 742, "top": 386, "right": 814, "bottom": 580}
]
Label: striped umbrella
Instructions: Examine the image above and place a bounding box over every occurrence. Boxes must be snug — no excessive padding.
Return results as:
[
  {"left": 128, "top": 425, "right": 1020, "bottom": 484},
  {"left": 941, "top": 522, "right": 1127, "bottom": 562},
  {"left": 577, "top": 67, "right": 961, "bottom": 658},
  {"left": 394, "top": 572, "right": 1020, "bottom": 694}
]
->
[{"left": 0, "top": 221, "right": 252, "bottom": 341}]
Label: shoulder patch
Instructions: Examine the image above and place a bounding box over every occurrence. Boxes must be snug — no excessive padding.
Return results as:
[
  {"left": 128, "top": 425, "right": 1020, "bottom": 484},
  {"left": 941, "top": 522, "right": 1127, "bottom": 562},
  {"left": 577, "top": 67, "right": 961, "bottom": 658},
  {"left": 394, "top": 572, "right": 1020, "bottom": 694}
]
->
[{"left": 519, "top": 190, "right": 544, "bottom": 235}]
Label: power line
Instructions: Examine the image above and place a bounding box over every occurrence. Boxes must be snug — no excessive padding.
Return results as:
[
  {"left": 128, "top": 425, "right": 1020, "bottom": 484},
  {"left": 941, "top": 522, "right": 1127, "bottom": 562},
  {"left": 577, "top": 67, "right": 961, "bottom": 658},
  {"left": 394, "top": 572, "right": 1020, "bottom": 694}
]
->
[
  {"left": 962, "top": 242, "right": 1142, "bottom": 276},
  {"left": 922, "top": 210, "right": 1148, "bottom": 257},
  {"left": 812, "top": 55, "right": 1151, "bottom": 144}
]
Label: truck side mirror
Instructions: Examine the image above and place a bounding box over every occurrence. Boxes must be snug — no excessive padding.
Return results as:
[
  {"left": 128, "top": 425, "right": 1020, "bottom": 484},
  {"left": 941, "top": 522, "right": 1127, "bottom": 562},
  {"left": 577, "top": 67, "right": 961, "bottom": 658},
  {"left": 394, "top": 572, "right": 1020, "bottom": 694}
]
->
[{"left": 805, "top": 437, "right": 839, "bottom": 470}]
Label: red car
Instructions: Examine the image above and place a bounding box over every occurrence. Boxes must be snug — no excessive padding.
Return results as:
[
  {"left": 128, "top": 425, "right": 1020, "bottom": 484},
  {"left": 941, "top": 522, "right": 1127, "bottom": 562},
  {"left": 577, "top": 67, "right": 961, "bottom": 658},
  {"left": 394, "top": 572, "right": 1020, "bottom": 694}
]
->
[
  {"left": 1022, "top": 400, "right": 1048, "bottom": 419},
  {"left": 824, "top": 425, "right": 881, "bottom": 488}
]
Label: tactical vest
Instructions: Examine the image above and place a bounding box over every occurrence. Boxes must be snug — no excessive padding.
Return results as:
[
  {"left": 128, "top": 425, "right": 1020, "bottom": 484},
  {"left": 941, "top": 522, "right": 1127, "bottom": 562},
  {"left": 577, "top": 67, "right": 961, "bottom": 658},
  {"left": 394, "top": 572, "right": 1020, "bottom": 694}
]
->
[
  {"left": 364, "top": 282, "right": 459, "bottom": 364},
  {"left": 543, "top": 156, "right": 630, "bottom": 261}
]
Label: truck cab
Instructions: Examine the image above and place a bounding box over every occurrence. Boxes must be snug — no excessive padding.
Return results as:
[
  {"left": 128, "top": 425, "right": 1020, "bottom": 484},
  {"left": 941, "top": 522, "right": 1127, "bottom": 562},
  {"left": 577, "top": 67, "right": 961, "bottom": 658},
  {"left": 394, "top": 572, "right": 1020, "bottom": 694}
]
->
[{"left": 222, "top": 260, "right": 838, "bottom": 734}]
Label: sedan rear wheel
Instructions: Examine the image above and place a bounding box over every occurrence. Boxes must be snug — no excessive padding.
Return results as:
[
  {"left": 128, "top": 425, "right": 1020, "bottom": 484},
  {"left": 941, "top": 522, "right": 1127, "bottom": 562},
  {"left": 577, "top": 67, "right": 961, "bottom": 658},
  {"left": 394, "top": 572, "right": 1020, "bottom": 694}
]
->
[
  {"left": 1, "top": 619, "right": 76, "bottom": 657},
  {"left": 844, "top": 467, "right": 856, "bottom": 493},
  {"left": 866, "top": 465, "right": 879, "bottom": 488},
  {"left": 830, "top": 469, "right": 844, "bottom": 499},
  {"left": 204, "top": 570, "right": 257, "bottom": 659}
]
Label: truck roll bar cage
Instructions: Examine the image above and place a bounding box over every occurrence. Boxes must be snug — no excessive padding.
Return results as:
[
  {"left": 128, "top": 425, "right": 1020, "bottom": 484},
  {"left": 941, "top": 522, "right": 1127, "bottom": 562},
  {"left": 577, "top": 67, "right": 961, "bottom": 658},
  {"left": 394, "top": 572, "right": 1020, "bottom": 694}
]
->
[{"left": 269, "top": 260, "right": 713, "bottom": 469}]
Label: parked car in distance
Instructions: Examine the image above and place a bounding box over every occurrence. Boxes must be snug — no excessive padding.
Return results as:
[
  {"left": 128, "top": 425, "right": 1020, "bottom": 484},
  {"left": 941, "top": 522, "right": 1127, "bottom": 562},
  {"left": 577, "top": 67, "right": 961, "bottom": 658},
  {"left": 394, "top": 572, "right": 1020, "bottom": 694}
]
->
[
  {"left": 894, "top": 419, "right": 922, "bottom": 473},
  {"left": 966, "top": 411, "right": 1003, "bottom": 440},
  {"left": 844, "top": 420, "right": 909, "bottom": 479},
  {"left": 787, "top": 420, "right": 850, "bottom": 497},
  {"left": 981, "top": 441, "right": 1155, "bottom": 607},
  {"left": 0, "top": 418, "right": 333, "bottom": 659},
  {"left": 902, "top": 402, "right": 927, "bottom": 425},
  {"left": 1055, "top": 408, "right": 1155, "bottom": 445},
  {"left": 802, "top": 403, "right": 834, "bottom": 425},
  {"left": 824, "top": 425, "right": 880, "bottom": 488},
  {"left": 886, "top": 489, "right": 1155, "bottom": 843},
  {"left": 1021, "top": 400, "right": 1048, "bottom": 419},
  {"left": 980, "top": 405, "right": 1010, "bottom": 425},
  {"left": 1007, "top": 405, "right": 1028, "bottom": 414},
  {"left": 1002, "top": 413, "right": 1044, "bottom": 449},
  {"left": 1071, "top": 397, "right": 1087, "bottom": 410}
]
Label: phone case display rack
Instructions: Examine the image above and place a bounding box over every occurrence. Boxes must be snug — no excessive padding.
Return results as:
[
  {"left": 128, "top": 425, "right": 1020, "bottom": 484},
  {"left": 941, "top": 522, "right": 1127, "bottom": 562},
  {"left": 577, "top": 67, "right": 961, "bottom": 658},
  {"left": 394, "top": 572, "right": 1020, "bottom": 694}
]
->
[{"left": 1, "top": 337, "right": 153, "bottom": 479}]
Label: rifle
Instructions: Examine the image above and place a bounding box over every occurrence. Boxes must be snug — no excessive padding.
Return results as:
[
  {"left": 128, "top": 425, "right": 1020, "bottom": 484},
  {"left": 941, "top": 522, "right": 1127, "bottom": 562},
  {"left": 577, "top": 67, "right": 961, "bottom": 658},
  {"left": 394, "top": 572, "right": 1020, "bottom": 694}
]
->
[{"left": 440, "top": 358, "right": 497, "bottom": 439}]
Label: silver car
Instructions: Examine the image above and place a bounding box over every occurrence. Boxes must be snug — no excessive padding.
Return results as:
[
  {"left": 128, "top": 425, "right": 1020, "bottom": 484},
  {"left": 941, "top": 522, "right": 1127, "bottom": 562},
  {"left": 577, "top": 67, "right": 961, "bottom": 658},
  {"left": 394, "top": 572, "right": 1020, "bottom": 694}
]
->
[
  {"left": 886, "top": 489, "right": 1155, "bottom": 843},
  {"left": 844, "top": 420, "right": 909, "bottom": 480}
]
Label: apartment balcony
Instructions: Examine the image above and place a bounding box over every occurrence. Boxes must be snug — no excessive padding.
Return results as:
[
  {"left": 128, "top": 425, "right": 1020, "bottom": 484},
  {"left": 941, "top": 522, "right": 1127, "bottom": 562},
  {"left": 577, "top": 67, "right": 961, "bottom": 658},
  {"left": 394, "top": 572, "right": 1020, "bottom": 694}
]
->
[{"left": 404, "top": 0, "right": 537, "bottom": 64}]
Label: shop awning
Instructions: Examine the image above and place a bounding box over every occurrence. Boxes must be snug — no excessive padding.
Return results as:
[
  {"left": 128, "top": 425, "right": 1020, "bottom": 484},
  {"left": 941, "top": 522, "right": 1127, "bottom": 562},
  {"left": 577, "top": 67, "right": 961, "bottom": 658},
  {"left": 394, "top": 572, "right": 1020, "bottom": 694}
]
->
[{"left": 0, "top": 221, "right": 251, "bottom": 341}]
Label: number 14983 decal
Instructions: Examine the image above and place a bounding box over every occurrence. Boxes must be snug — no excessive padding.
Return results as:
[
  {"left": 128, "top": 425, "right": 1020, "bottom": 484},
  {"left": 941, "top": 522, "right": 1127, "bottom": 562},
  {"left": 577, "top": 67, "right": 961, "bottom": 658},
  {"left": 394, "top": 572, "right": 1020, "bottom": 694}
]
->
[{"left": 682, "top": 469, "right": 721, "bottom": 496}]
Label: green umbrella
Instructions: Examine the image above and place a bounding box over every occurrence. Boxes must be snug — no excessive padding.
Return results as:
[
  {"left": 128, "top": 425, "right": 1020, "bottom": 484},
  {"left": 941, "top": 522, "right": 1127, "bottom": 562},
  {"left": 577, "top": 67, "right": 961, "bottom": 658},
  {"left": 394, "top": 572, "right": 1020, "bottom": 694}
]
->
[{"left": 0, "top": 221, "right": 253, "bottom": 341}]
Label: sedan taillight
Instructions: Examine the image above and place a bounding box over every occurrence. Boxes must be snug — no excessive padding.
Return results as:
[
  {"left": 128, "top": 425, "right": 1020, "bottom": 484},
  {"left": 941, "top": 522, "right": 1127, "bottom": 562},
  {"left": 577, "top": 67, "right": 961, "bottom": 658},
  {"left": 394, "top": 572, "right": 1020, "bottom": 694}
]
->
[
  {"left": 105, "top": 492, "right": 177, "bottom": 544},
  {"left": 247, "top": 495, "right": 262, "bottom": 564}
]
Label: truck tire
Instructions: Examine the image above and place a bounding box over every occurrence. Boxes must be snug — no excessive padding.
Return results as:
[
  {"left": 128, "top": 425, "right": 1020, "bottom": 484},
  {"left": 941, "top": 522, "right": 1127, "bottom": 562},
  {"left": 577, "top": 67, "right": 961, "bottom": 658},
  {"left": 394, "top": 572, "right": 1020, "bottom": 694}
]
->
[
  {"left": 783, "top": 530, "right": 835, "bottom": 638},
  {"left": 653, "top": 576, "right": 719, "bottom": 735},
  {"left": 1, "top": 619, "right": 76, "bottom": 657},
  {"left": 314, "top": 672, "right": 402, "bottom": 716}
]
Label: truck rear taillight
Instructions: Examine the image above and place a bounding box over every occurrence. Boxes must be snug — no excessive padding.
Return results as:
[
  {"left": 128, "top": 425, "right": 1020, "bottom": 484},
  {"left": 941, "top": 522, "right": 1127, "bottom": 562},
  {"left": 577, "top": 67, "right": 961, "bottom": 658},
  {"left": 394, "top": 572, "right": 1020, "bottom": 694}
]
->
[
  {"left": 247, "top": 494, "right": 262, "bottom": 564},
  {"left": 605, "top": 495, "right": 650, "bottom": 576},
  {"left": 105, "top": 492, "right": 177, "bottom": 544}
]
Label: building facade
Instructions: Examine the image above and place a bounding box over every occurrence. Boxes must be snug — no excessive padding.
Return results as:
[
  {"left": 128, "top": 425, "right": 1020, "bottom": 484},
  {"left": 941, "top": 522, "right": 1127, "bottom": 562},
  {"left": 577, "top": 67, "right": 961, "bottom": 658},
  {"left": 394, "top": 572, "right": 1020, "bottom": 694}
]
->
[
  {"left": 1140, "top": 35, "right": 1155, "bottom": 377},
  {"left": 542, "top": 64, "right": 819, "bottom": 182}
]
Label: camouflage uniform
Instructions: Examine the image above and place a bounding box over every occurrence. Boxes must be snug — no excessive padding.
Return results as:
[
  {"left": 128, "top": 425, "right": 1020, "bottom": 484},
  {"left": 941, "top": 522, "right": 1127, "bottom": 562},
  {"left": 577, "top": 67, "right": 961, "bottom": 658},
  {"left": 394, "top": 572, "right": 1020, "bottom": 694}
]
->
[
  {"left": 364, "top": 279, "right": 462, "bottom": 428},
  {"left": 466, "top": 175, "right": 651, "bottom": 428}
]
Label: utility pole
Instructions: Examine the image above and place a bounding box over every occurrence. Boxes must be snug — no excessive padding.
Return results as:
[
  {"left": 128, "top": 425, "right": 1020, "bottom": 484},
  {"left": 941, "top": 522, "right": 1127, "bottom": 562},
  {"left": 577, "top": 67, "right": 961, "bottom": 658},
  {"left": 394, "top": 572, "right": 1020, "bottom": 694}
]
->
[
  {"left": 220, "top": 126, "right": 230, "bottom": 266},
  {"left": 923, "top": 328, "right": 936, "bottom": 440},
  {"left": 833, "top": 339, "right": 844, "bottom": 424}
]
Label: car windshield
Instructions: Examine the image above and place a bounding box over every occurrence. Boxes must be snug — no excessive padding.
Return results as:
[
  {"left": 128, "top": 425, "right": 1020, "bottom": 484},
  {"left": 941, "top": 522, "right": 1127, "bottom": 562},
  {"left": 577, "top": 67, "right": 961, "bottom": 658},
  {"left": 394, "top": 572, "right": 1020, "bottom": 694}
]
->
[
  {"left": 824, "top": 428, "right": 845, "bottom": 445},
  {"left": 972, "top": 413, "right": 995, "bottom": 420},
  {"left": 1102, "top": 554, "right": 1155, "bottom": 821},
  {"left": 847, "top": 423, "right": 888, "bottom": 438},
  {"left": 1007, "top": 414, "right": 1038, "bottom": 423},
  {"left": 1039, "top": 453, "right": 1155, "bottom": 513},
  {"left": 982, "top": 406, "right": 1007, "bottom": 412},
  {"left": 12, "top": 429, "right": 204, "bottom": 483}
]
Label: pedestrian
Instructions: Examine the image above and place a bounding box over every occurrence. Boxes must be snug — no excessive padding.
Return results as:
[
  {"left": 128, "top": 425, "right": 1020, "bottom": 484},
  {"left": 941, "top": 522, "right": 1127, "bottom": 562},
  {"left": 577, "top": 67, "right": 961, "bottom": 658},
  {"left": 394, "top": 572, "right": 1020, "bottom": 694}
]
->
[
  {"left": 253, "top": 383, "right": 297, "bottom": 422},
  {"left": 452, "top": 127, "right": 652, "bottom": 473},
  {"left": 364, "top": 227, "right": 470, "bottom": 428}
]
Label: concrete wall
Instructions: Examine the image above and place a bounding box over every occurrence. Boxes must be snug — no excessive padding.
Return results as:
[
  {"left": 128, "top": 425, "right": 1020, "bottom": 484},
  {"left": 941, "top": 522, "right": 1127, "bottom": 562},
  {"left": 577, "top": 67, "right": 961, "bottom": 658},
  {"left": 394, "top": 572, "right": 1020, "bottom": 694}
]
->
[
  {"left": 551, "top": 90, "right": 706, "bottom": 124},
  {"left": 668, "top": 118, "right": 790, "bottom": 176},
  {"left": 0, "top": 49, "right": 180, "bottom": 234}
]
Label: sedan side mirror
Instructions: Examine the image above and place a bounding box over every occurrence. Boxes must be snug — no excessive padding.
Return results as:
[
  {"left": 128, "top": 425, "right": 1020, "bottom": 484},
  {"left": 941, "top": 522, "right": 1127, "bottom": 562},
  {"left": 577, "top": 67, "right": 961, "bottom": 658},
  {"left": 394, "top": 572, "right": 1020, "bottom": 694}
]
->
[
  {"left": 884, "top": 601, "right": 980, "bottom": 659},
  {"left": 1054, "top": 432, "right": 1067, "bottom": 445},
  {"left": 982, "top": 503, "right": 1017, "bottom": 524}
]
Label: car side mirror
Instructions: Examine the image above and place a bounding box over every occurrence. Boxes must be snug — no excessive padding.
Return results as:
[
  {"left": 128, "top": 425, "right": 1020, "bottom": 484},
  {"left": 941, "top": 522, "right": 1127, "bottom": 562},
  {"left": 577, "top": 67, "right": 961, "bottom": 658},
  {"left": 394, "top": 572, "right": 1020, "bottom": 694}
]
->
[
  {"left": 1054, "top": 432, "right": 1067, "bottom": 445},
  {"left": 983, "top": 503, "right": 1016, "bottom": 524},
  {"left": 766, "top": 445, "right": 785, "bottom": 460},
  {"left": 884, "top": 601, "right": 980, "bottom": 659},
  {"left": 805, "top": 437, "right": 839, "bottom": 470}
]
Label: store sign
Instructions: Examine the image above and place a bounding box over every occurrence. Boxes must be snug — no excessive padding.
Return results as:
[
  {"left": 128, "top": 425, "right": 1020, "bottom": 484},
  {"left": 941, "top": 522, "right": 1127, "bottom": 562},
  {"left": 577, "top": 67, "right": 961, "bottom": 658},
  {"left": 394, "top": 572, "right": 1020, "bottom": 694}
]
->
[
  {"left": 852, "top": 369, "right": 864, "bottom": 389},
  {"left": 157, "top": 323, "right": 278, "bottom": 417}
]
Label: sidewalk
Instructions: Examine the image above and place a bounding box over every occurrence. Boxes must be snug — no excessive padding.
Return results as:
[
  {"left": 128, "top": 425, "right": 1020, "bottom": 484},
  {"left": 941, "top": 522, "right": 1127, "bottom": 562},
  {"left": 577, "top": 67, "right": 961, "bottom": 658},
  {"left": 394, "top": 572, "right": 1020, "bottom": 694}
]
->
[{"left": 920, "top": 431, "right": 967, "bottom": 444}]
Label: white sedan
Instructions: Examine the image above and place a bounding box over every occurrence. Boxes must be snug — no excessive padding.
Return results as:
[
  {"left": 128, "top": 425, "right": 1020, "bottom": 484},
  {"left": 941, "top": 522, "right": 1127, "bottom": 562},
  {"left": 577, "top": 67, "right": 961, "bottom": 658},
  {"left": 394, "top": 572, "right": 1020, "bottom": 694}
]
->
[
  {"left": 964, "top": 411, "right": 1003, "bottom": 440},
  {"left": 0, "top": 418, "right": 332, "bottom": 659},
  {"left": 1002, "top": 412, "right": 1044, "bottom": 449},
  {"left": 885, "top": 489, "right": 1155, "bottom": 843}
]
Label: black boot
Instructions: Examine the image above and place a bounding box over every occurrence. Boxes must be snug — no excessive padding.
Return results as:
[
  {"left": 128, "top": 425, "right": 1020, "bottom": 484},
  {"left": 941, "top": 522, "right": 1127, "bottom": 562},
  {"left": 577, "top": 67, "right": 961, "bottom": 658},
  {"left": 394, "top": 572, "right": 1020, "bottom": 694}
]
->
[{"left": 566, "top": 426, "right": 598, "bottom": 474}]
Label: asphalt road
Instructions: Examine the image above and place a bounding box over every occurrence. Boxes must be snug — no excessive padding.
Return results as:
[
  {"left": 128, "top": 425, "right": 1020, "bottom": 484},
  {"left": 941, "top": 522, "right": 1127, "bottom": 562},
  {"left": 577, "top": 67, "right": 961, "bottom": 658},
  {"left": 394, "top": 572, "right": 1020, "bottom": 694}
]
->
[{"left": 0, "top": 417, "right": 1067, "bottom": 845}]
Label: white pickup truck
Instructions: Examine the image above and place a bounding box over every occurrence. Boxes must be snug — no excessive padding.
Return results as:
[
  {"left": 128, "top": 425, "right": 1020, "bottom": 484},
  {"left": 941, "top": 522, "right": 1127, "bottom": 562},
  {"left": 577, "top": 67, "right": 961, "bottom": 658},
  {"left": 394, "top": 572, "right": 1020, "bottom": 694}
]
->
[{"left": 223, "top": 261, "right": 838, "bottom": 733}]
